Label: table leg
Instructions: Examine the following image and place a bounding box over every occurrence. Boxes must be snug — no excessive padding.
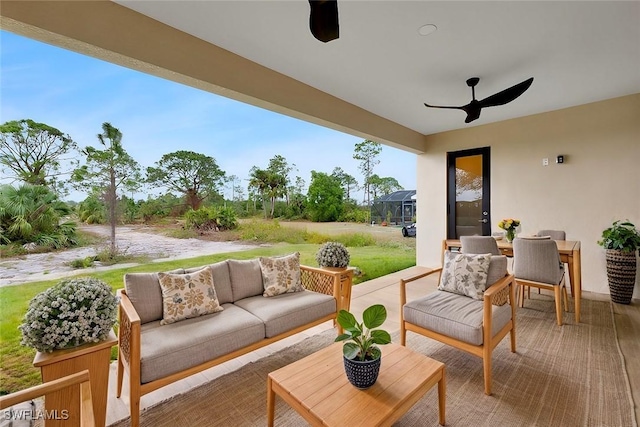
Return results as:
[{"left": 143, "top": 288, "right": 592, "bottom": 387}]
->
[
  {"left": 573, "top": 249, "right": 582, "bottom": 323},
  {"left": 438, "top": 367, "right": 446, "bottom": 426},
  {"left": 266, "top": 376, "right": 275, "bottom": 427}
]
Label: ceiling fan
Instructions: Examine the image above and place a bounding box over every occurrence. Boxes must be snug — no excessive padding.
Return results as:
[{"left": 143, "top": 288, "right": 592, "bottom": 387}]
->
[
  {"left": 309, "top": 0, "right": 339, "bottom": 43},
  {"left": 424, "top": 77, "right": 534, "bottom": 123}
]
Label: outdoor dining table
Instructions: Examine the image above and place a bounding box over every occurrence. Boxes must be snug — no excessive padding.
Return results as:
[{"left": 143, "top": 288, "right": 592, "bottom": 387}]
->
[{"left": 443, "top": 239, "right": 582, "bottom": 323}]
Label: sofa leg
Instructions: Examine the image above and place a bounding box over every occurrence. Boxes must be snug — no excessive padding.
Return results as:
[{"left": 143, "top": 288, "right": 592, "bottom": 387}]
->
[
  {"left": 483, "top": 355, "right": 492, "bottom": 395},
  {"left": 400, "top": 322, "right": 406, "bottom": 346},
  {"left": 116, "top": 356, "right": 124, "bottom": 398},
  {"left": 129, "top": 382, "right": 141, "bottom": 427}
]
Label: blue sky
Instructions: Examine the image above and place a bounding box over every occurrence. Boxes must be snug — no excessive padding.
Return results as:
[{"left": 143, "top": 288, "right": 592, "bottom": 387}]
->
[{"left": 0, "top": 31, "right": 416, "bottom": 202}]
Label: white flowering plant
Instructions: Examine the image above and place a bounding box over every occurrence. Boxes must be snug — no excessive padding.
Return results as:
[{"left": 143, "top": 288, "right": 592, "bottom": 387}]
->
[
  {"left": 316, "top": 241, "right": 350, "bottom": 268},
  {"left": 19, "top": 277, "right": 118, "bottom": 353}
]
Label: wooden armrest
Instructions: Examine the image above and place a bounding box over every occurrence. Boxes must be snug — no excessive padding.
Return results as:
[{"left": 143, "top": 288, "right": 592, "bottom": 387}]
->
[
  {"left": 117, "top": 289, "right": 141, "bottom": 368},
  {"left": 484, "top": 274, "right": 515, "bottom": 307},
  {"left": 300, "top": 265, "right": 353, "bottom": 312},
  {"left": 117, "top": 289, "right": 141, "bottom": 324},
  {"left": 399, "top": 267, "right": 442, "bottom": 306},
  {"left": 0, "top": 370, "right": 90, "bottom": 409}
]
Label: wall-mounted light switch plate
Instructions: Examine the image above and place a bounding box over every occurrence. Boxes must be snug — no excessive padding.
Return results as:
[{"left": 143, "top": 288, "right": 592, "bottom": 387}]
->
[{"left": 542, "top": 158, "right": 549, "bottom": 166}]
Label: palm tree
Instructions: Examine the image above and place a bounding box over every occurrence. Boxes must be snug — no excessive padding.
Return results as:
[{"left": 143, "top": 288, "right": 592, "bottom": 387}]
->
[{"left": 0, "top": 184, "right": 77, "bottom": 248}]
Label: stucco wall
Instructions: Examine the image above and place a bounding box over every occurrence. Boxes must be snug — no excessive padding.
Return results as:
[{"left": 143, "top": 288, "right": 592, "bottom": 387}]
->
[{"left": 416, "top": 93, "right": 640, "bottom": 298}]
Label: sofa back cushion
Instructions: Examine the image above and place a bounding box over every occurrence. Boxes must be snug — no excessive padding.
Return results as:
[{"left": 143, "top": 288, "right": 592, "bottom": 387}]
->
[
  {"left": 228, "top": 259, "right": 264, "bottom": 301},
  {"left": 124, "top": 268, "right": 184, "bottom": 324},
  {"left": 184, "top": 261, "right": 233, "bottom": 305}
]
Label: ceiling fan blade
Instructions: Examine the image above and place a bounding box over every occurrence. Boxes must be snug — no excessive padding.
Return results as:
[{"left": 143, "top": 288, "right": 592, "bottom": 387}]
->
[
  {"left": 309, "top": 0, "right": 339, "bottom": 43},
  {"left": 478, "top": 77, "right": 534, "bottom": 108},
  {"left": 423, "top": 103, "right": 466, "bottom": 110}
]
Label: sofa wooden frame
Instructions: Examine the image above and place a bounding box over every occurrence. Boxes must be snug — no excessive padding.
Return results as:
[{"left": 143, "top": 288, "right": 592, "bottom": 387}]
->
[{"left": 116, "top": 265, "right": 353, "bottom": 427}]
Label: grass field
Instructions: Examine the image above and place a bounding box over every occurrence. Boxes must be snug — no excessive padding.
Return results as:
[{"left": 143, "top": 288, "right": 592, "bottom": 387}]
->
[{"left": 0, "top": 226, "right": 416, "bottom": 394}]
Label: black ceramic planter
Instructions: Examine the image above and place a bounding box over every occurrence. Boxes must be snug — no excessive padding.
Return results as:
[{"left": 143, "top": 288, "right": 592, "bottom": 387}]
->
[{"left": 343, "top": 355, "right": 381, "bottom": 389}]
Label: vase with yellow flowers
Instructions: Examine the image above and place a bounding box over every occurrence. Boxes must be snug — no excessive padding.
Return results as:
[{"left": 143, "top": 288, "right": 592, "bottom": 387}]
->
[{"left": 498, "top": 218, "right": 521, "bottom": 243}]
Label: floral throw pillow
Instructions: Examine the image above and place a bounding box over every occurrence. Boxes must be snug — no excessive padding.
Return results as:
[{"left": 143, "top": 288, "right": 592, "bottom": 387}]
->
[
  {"left": 158, "top": 267, "right": 223, "bottom": 325},
  {"left": 438, "top": 251, "right": 491, "bottom": 300},
  {"left": 259, "top": 252, "right": 304, "bottom": 297}
]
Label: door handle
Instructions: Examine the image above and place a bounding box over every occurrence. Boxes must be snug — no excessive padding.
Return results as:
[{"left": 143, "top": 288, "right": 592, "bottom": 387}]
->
[{"left": 478, "top": 219, "right": 488, "bottom": 223}]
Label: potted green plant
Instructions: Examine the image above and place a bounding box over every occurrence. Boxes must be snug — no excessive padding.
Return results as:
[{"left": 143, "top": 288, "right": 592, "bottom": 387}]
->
[
  {"left": 597, "top": 220, "right": 640, "bottom": 304},
  {"left": 335, "top": 304, "right": 391, "bottom": 389},
  {"left": 316, "top": 241, "right": 350, "bottom": 270}
]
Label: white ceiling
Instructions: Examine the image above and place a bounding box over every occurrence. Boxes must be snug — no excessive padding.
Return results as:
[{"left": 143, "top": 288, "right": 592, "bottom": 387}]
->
[{"left": 118, "top": 0, "right": 640, "bottom": 136}]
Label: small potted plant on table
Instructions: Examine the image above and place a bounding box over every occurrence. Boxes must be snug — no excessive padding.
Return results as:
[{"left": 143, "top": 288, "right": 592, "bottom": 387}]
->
[
  {"left": 335, "top": 304, "right": 391, "bottom": 389},
  {"left": 597, "top": 220, "right": 640, "bottom": 304}
]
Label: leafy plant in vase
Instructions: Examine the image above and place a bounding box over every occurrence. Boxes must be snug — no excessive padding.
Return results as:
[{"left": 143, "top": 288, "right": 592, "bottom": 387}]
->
[
  {"left": 316, "top": 241, "right": 350, "bottom": 271},
  {"left": 597, "top": 220, "right": 640, "bottom": 304},
  {"left": 335, "top": 304, "right": 391, "bottom": 389}
]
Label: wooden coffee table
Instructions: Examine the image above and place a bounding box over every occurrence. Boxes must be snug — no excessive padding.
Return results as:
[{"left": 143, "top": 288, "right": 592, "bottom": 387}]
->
[{"left": 267, "top": 342, "right": 446, "bottom": 426}]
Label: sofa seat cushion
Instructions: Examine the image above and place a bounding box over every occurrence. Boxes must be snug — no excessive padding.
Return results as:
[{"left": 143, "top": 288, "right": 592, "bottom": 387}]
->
[
  {"left": 234, "top": 291, "right": 336, "bottom": 338},
  {"left": 139, "top": 303, "right": 264, "bottom": 384},
  {"left": 403, "top": 291, "right": 512, "bottom": 346}
]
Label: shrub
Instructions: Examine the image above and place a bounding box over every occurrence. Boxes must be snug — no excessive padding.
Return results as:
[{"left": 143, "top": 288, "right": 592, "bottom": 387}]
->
[{"left": 19, "top": 277, "right": 118, "bottom": 353}]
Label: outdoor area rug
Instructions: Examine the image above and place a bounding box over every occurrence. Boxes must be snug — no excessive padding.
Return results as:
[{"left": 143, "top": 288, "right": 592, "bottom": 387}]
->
[{"left": 109, "top": 297, "right": 636, "bottom": 427}]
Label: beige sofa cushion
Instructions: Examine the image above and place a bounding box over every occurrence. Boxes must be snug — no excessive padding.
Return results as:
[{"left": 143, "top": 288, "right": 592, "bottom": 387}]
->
[
  {"left": 158, "top": 267, "right": 223, "bottom": 325},
  {"left": 228, "top": 259, "right": 264, "bottom": 301},
  {"left": 184, "top": 261, "right": 233, "bottom": 305},
  {"left": 124, "top": 268, "right": 184, "bottom": 324},
  {"left": 234, "top": 290, "right": 336, "bottom": 338},
  {"left": 139, "top": 304, "right": 264, "bottom": 384}
]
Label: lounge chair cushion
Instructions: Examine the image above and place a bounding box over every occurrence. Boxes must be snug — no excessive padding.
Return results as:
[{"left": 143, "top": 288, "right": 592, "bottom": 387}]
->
[
  {"left": 403, "top": 291, "right": 512, "bottom": 346},
  {"left": 139, "top": 303, "right": 265, "bottom": 384},
  {"left": 235, "top": 291, "right": 336, "bottom": 338},
  {"left": 158, "top": 267, "right": 223, "bottom": 325}
]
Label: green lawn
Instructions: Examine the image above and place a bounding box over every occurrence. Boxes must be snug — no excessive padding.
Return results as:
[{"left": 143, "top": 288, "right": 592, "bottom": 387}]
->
[{"left": 0, "top": 242, "right": 415, "bottom": 394}]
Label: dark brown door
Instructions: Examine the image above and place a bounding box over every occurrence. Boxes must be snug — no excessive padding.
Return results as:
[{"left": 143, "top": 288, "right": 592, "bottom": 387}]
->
[{"left": 446, "top": 147, "right": 491, "bottom": 239}]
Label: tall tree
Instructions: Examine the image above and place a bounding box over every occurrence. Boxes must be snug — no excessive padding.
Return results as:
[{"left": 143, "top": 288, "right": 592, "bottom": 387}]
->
[
  {"left": 71, "top": 122, "right": 141, "bottom": 253},
  {"left": 0, "top": 119, "right": 77, "bottom": 194},
  {"left": 331, "top": 167, "right": 359, "bottom": 201},
  {"left": 146, "top": 150, "right": 226, "bottom": 210},
  {"left": 368, "top": 174, "right": 403, "bottom": 199},
  {"left": 306, "top": 171, "right": 344, "bottom": 222},
  {"left": 267, "top": 155, "right": 294, "bottom": 205},
  {"left": 248, "top": 166, "right": 286, "bottom": 218},
  {"left": 353, "top": 140, "right": 382, "bottom": 211}
]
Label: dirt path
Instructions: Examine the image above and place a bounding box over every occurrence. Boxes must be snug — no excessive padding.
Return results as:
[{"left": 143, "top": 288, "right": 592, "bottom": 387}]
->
[{"left": 0, "top": 225, "right": 258, "bottom": 287}]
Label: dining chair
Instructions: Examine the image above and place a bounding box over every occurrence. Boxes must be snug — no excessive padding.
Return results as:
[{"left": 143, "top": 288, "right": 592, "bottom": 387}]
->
[
  {"left": 513, "top": 238, "right": 568, "bottom": 325},
  {"left": 536, "top": 229, "right": 566, "bottom": 241},
  {"left": 400, "top": 251, "right": 516, "bottom": 395},
  {"left": 460, "top": 235, "right": 501, "bottom": 255}
]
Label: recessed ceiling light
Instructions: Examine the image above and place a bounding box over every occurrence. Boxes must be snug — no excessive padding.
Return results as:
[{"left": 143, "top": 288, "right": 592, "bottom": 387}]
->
[{"left": 418, "top": 24, "right": 438, "bottom": 36}]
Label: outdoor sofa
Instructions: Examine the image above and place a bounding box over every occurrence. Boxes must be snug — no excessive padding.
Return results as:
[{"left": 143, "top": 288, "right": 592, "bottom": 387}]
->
[{"left": 116, "top": 253, "right": 352, "bottom": 427}]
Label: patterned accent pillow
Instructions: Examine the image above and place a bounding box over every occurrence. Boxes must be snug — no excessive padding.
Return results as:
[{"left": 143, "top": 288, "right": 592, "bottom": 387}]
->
[
  {"left": 259, "top": 252, "right": 304, "bottom": 297},
  {"left": 158, "top": 267, "right": 223, "bottom": 325},
  {"left": 438, "top": 251, "right": 491, "bottom": 300}
]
